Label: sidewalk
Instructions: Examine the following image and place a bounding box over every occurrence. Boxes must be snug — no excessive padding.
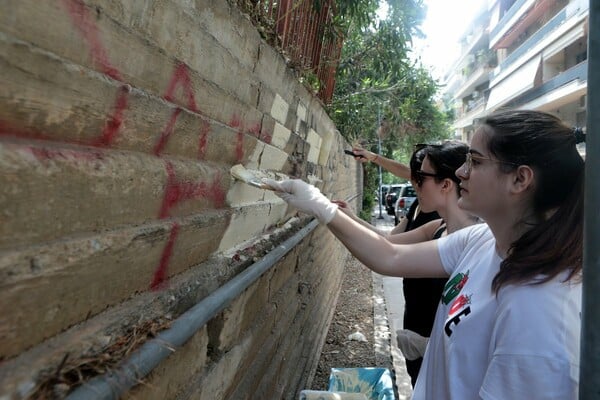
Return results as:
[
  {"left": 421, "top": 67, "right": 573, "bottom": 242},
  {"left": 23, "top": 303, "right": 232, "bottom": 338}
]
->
[{"left": 370, "top": 206, "right": 413, "bottom": 399}]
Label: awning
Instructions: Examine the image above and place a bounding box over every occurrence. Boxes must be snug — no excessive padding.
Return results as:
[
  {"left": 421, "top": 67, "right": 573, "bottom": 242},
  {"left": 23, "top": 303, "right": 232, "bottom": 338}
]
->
[{"left": 486, "top": 55, "right": 541, "bottom": 110}]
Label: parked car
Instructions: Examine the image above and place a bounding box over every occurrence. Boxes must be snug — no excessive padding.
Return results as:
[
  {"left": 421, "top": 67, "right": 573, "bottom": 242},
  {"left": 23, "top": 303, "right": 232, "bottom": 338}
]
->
[
  {"left": 385, "top": 184, "right": 412, "bottom": 216},
  {"left": 377, "top": 184, "right": 391, "bottom": 207},
  {"left": 394, "top": 185, "right": 417, "bottom": 225}
]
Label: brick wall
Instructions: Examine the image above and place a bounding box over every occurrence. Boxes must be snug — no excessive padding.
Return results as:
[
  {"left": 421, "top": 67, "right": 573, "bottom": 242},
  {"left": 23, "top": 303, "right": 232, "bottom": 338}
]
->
[{"left": 0, "top": 1, "right": 362, "bottom": 398}]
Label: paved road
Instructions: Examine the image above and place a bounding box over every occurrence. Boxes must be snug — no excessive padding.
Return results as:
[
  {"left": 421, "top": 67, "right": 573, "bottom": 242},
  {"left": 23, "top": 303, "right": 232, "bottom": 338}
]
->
[{"left": 370, "top": 208, "right": 414, "bottom": 399}]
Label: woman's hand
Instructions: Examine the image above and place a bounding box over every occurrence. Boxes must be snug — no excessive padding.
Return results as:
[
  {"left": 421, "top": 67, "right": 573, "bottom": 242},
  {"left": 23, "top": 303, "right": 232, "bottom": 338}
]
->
[
  {"left": 396, "top": 329, "right": 429, "bottom": 360},
  {"left": 332, "top": 200, "right": 359, "bottom": 221},
  {"left": 263, "top": 179, "right": 338, "bottom": 224},
  {"left": 352, "top": 147, "right": 376, "bottom": 163}
]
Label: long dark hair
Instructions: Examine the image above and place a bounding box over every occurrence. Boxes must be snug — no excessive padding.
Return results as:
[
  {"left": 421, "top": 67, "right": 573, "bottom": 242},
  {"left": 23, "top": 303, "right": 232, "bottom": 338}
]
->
[
  {"left": 480, "top": 110, "right": 585, "bottom": 292},
  {"left": 424, "top": 141, "right": 469, "bottom": 195}
]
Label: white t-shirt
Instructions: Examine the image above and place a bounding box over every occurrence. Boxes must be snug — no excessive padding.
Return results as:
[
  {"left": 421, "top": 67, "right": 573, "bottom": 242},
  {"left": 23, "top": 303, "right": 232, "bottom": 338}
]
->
[{"left": 412, "top": 223, "right": 581, "bottom": 400}]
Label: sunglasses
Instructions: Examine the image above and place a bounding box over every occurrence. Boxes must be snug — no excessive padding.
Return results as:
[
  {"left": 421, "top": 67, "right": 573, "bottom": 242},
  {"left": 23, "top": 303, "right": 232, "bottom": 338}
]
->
[
  {"left": 414, "top": 170, "right": 442, "bottom": 187},
  {"left": 414, "top": 143, "right": 443, "bottom": 152}
]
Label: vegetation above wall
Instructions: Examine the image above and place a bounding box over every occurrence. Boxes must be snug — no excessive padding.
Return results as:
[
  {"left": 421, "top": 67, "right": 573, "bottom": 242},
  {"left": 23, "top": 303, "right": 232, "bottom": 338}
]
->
[
  {"left": 328, "top": 0, "right": 452, "bottom": 217},
  {"left": 234, "top": 0, "right": 453, "bottom": 217}
]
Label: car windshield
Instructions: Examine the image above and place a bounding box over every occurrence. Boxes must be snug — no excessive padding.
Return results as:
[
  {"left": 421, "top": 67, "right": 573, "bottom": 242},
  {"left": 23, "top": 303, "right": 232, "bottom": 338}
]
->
[{"left": 404, "top": 187, "right": 416, "bottom": 197}]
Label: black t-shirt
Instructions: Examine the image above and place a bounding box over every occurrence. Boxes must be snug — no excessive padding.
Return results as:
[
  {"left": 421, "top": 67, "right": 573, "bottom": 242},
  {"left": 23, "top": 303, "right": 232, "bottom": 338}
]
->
[{"left": 401, "top": 200, "right": 446, "bottom": 337}]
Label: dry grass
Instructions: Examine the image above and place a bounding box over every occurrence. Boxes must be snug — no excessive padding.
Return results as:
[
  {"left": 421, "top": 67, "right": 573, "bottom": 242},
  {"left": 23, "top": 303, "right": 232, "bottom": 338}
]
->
[{"left": 30, "top": 318, "right": 172, "bottom": 399}]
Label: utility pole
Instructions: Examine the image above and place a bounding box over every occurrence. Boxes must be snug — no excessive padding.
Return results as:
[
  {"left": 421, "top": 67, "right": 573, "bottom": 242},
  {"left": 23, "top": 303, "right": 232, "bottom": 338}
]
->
[
  {"left": 377, "top": 105, "right": 384, "bottom": 219},
  {"left": 580, "top": 0, "right": 599, "bottom": 398}
]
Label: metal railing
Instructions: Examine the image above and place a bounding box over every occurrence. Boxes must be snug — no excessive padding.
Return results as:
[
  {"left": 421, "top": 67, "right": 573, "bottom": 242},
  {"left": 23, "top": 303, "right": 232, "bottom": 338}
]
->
[
  {"left": 503, "top": 60, "right": 587, "bottom": 108},
  {"left": 494, "top": 7, "right": 567, "bottom": 78},
  {"left": 237, "top": 0, "right": 344, "bottom": 104},
  {"left": 490, "top": 0, "right": 531, "bottom": 42}
]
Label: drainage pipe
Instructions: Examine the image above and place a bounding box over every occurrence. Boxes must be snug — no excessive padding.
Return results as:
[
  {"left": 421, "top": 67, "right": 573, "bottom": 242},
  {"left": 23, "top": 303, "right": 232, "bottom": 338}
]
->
[{"left": 66, "top": 218, "right": 320, "bottom": 400}]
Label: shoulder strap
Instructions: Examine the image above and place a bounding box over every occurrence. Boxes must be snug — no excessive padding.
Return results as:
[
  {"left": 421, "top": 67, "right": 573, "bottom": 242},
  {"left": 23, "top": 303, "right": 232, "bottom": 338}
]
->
[{"left": 432, "top": 223, "right": 446, "bottom": 239}]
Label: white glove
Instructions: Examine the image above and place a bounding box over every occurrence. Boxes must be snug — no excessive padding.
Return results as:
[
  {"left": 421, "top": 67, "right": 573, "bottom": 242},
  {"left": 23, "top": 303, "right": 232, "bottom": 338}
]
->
[
  {"left": 263, "top": 179, "right": 338, "bottom": 224},
  {"left": 396, "top": 329, "right": 429, "bottom": 360}
]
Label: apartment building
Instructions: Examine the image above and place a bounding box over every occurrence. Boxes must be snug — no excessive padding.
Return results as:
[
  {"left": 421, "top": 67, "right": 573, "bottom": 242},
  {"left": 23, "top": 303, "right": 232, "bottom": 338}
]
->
[{"left": 446, "top": 0, "right": 589, "bottom": 148}]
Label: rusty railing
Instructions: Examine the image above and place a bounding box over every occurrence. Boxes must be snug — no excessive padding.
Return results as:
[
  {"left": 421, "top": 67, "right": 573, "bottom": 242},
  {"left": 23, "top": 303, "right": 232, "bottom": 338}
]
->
[{"left": 238, "top": 0, "right": 344, "bottom": 104}]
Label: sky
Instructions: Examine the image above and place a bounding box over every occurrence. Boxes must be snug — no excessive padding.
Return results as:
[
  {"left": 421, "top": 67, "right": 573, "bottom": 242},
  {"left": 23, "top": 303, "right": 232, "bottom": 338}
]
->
[{"left": 408, "top": 0, "right": 485, "bottom": 81}]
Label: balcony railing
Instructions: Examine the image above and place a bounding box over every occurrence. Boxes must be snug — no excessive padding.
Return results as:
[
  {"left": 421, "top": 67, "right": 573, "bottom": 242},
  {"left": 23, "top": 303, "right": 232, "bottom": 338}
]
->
[
  {"left": 494, "top": 7, "right": 567, "bottom": 78},
  {"left": 490, "top": 0, "right": 531, "bottom": 41},
  {"left": 504, "top": 60, "right": 587, "bottom": 108},
  {"left": 465, "top": 96, "right": 487, "bottom": 113}
]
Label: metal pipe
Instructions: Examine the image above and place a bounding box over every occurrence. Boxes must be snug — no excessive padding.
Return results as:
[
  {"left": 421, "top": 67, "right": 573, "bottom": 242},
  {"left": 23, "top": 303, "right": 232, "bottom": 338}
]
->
[
  {"left": 377, "top": 105, "right": 384, "bottom": 219},
  {"left": 580, "top": 0, "right": 600, "bottom": 398},
  {"left": 66, "top": 219, "right": 320, "bottom": 400}
]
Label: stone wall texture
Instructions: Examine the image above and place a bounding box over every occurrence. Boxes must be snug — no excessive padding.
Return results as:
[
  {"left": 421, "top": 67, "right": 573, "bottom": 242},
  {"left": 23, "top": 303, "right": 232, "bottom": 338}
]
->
[{"left": 0, "top": 1, "right": 362, "bottom": 398}]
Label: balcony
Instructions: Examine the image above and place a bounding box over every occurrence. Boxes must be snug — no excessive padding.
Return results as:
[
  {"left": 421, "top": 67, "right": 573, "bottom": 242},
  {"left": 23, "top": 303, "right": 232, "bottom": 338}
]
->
[
  {"left": 491, "top": 0, "right": 587, "bottom": 87},
  {"left": 495, "top": 7, "right": 567, "bottom": 77},
  {"left": 453, "top": 50, "right": 496, "bottom": 100},
  {"left": 490, "top": 0, "right": 536, "bottom": 47},
  {"left": 504, "top": 60, "right": 587, "bottom": 109},
  {"left": 454, "top": 28, "right": 489, "bottom": 70},
  {"left": 454, "top": 96, "right": 487, "bottom": 129}
]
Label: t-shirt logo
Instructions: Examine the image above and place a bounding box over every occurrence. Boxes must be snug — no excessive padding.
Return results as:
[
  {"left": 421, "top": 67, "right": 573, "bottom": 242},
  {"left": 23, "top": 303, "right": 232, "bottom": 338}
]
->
[
  {"left": 449, "top": 293, "right": 471, "bottom": 315},
  {"left": 444, "top": 295, "right": 472, "bottom": 337},
  {"left": 441, "top": 270, "right": 469, "bottom": 305}
]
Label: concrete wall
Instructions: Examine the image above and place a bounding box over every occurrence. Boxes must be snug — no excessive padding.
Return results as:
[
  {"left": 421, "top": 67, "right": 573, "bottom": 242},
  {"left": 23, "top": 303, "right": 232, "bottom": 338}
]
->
[{"left": 0, "top": 1, "right": 362, "bottom": 398}]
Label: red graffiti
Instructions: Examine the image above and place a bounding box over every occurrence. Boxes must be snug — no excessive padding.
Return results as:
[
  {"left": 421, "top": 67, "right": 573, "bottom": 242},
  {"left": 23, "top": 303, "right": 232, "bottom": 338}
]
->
[
  {"left": 1, "top": 83, "right": 129, "bottom": 147},
  {"left": 0, "top": 121, "right": 50, "bottom": 141},
  {"left": 152, "top": 162, "right": 225, "bottom": 289},
  {"left": 154, "top": 63, "right": 213, "bottom": 157},
  {"left": 150, "top": 222, "right": 180, "bottom": 290},
  {"left": 92, "top": 85, "right": 130, "bottom": 147},
  {"left": 62, "top": 0, "right": 132, "bottom": 146},
  {"left": 62, "top": 0, "right": 122, "bottom": 81},
  {"left": 3, "top": 3, "right": 279, "bottom": 292},
  {"left": 229, "top": 115, "right": 245, "bottom": 162},
  {"left": 198, "top": 119, "right": 211, "bottom": 159},
  {"left": 154, "top": 108, "right": 182, "bottom": 156},
  {"left": 158, "top": 161, "right": 226, "bottom": 219},
  {"left": 248, "top": 123, "right": 261, "bottom": 139},
  {"left": 164, "top": 63, "right": 199, "bottom": 113},
  {"left": 248, "top": 122, "right": 273, "bottom": 144}
]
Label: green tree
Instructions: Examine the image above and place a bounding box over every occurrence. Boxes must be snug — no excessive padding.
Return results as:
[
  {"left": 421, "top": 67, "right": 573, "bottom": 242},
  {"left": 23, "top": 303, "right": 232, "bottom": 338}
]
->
[{"left": 328, "top": 0, "right": 452, "bottom": 219}]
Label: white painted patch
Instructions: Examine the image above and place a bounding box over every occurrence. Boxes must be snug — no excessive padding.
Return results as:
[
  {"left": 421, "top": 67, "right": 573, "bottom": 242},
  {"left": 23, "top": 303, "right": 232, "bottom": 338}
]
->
[
  {"left": 270, "top": 93, "right": 289, "bottom": 125},
  {"left": 296, "top": 103, "right": 307, "bottom": 133},
  {"left": 306, "top": 128, "right": 322, "bottom": 164},
  {"left": 297, "top": 103, "right": 307, "bottom": 121},
  {"left": 246, "top": 143, "right": 288, "bottom": 171},
  {"left": 271, "top": 122, "right": 291, "bottom": 149},
  {"left": 259, "top": 145, "right": 288, "bottom": 170},
  {"left": 226, "top": 179, "right": 271, "bottom": 207},
  {"left": 217, "top": 201, "right": 287, "bottom": 252},
  {"left": 246, "top": 142, "right": 265, "bottom": 170},
  {"left": 318, "top": 129, "right": 335, "bottom": 166}
]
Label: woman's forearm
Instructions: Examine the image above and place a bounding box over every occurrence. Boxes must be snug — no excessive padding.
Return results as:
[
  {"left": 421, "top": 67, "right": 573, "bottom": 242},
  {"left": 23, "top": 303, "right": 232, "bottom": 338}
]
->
[{"left": 326, "top": 211, "right": 446, "bottom": 278}]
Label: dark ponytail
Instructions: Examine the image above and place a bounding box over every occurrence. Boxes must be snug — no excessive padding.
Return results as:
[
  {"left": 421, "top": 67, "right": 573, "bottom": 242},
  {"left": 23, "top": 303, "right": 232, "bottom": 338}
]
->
[{"left": 480, "top": 110, "right": 585, "bottom": 292}]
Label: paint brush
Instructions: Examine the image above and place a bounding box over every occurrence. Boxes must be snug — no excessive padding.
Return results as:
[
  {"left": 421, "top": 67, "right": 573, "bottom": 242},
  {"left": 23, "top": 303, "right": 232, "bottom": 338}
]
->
[{"left": 230, "top": 164, "right": 274, "bottom": 190}]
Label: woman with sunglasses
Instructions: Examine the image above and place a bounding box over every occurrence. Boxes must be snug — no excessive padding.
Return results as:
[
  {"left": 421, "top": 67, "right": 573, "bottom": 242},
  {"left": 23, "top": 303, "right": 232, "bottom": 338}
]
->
[
  {"left": 336, "top": 144, "right": 442, "bottom": 236},
  {"left": 337, "top": 141, "right": 479, "bottom": 385},
  {"left": 265, "top": 109, "right": 584, "bottom": 399}
]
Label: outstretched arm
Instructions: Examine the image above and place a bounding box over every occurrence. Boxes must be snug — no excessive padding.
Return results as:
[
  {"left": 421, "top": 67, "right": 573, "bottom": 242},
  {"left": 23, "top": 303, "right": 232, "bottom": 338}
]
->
[
  {"left": 334, "top": 200, "right": 444, "bottom": 245},
  {"left": 266, "top": 179, "right": 447, "bottom": 278},
  {"left": 327, "top": 211, "right": 446, "bottom": 277},
  {"left": 332, "top": 200, "right": 389, "bottom": 236},
  {"left": 352, "top": 147, "right": 411, "bottom": 180}
]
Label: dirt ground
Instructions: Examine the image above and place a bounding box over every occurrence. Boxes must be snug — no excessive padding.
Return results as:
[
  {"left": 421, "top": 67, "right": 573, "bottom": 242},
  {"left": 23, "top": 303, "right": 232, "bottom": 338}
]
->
[{"left": 310, "top": 256, "right": 378, "bottom": 390}]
